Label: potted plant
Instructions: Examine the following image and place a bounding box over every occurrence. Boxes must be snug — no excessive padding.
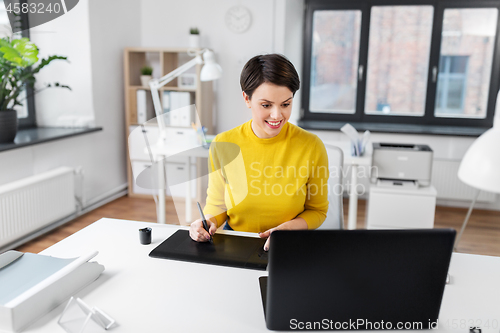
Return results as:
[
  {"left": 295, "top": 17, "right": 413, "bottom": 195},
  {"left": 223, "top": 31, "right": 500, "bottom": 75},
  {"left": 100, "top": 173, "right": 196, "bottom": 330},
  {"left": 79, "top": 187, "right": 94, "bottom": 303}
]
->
[
  {"left": 140, "top": 65, "right": 153, "bottom": 87},
  {"left": 189, "top": 27, "right": 200, "bottom": 48},
  {"left": 0, "top": 37, "right": 69, "bottom": 143}
]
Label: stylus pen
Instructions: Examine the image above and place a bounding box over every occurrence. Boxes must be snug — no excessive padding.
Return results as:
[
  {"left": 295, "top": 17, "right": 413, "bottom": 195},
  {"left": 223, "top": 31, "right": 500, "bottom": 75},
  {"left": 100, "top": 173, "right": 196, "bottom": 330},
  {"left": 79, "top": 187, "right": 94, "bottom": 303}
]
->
[{"left": 197, "top": 202, "right": 213, "bottom": 243}]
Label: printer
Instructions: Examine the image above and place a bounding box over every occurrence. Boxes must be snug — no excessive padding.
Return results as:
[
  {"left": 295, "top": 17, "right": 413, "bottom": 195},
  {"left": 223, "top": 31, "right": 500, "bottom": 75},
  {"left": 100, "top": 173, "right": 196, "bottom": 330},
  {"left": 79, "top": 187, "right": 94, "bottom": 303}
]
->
[{"left": 370, "top": 143, "right": 433, "bottom": 187}]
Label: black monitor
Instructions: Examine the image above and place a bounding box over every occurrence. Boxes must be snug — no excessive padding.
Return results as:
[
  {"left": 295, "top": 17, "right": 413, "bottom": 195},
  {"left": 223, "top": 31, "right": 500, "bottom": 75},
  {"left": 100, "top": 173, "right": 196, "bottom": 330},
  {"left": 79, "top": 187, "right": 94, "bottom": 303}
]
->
[{"left": 260, "top": 229, "right": 455, "bottom": 330}]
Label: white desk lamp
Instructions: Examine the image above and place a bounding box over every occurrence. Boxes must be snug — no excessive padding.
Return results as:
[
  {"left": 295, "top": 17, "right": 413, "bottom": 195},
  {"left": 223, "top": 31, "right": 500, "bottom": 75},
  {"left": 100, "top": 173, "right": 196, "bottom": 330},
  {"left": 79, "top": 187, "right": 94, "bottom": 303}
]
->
[
  {"left": 148, "top": 49, "right": 222, "bottom": 147},
  {"left": 455, "top": 119, "right": 500, "bottom": 250},
  {"left": 147, "top": 49, "right": 221, "bottom": 224}
]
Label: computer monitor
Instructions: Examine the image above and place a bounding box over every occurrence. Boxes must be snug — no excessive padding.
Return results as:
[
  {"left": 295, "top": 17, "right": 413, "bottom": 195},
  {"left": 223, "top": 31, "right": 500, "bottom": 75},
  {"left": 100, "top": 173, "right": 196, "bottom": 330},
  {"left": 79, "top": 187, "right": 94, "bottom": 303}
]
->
[{"left": 260, "top": 229, "right": 455, "bottom": 331}]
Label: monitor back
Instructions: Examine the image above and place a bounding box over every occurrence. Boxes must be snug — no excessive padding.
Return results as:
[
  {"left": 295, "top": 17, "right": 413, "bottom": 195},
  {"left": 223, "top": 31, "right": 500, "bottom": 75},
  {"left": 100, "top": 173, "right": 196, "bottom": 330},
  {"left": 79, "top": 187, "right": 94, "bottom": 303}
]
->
[{"left": 265, "top": 229, "right": 455, "bottom": 330}]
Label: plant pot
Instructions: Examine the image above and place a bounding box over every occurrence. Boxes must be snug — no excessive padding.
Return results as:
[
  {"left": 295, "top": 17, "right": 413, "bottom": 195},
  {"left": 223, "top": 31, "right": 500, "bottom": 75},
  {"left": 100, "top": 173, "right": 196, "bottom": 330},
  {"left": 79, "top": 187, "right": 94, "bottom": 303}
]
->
[
  {"left": 189, "top": 35, "right": 200, "bottom": 48},
  {"left": 0, "top": 110, "right": 18, "bottom": 143},
  {"left": 140, "top": 75, "right": 152, "bottom": 87}
]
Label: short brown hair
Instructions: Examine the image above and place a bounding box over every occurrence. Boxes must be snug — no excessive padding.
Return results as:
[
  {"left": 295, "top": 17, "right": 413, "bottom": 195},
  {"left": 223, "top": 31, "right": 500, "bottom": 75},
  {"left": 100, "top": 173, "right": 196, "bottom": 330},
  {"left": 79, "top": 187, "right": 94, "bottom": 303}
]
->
[{"left": 240, "top": 54, "right": 300, "bottom": 99}]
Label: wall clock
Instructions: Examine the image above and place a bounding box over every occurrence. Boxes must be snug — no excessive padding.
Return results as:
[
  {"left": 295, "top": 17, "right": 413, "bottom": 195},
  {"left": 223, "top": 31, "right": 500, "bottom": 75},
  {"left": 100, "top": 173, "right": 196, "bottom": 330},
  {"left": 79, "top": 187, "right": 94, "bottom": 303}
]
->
[{"left": 225, "top": 5, "right": 252, "bottom": 34}]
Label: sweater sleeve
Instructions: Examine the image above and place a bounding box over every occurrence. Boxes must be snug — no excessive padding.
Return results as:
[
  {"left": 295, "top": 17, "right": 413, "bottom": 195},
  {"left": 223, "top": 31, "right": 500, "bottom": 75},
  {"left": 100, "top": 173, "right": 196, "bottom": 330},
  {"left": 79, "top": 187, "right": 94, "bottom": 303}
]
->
[
  {"left": 296, "top": 138, "right": 329, "bottom": 229},
  {"left": 203, "top": 138, "right": 228, "bottom": 227}
]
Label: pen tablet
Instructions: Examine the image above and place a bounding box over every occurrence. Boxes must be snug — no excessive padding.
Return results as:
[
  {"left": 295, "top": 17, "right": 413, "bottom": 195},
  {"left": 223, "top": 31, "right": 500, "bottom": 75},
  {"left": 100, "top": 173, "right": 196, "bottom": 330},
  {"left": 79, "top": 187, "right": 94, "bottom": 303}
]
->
[{"left": 149, "top": 230, "right": 268, "bottom": 270}]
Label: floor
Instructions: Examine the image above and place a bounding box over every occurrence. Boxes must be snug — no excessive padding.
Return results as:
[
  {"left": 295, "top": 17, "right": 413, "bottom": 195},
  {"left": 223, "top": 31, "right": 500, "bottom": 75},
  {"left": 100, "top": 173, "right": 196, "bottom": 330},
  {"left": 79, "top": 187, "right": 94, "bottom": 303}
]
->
[{"left": 15, "top": 196, "right": 500, "bottom": 257}]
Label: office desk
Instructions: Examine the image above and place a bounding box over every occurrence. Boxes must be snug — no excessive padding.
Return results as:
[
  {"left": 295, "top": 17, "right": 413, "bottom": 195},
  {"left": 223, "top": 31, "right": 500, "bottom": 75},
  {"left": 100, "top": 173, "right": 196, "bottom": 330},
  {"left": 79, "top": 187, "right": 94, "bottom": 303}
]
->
[
  {"left": 149, "top": 145, "right": 209, "bottom": 224},
  {"left": 23, "top": 218, "right": 500, "bottom": 332},
  {"left": 324, "top": 141, "right": 372, "bottom": 230},
  {"left": 152, "top": 140, "right": 371, "bottom": 229}
]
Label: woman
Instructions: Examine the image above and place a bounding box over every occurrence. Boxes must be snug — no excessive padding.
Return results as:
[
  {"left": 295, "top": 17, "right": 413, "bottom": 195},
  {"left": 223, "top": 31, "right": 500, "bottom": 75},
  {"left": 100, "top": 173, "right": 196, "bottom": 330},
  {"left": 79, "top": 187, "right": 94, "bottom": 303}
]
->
[{"left": 189, "top": 54, "right": 329, "bottom": 250}]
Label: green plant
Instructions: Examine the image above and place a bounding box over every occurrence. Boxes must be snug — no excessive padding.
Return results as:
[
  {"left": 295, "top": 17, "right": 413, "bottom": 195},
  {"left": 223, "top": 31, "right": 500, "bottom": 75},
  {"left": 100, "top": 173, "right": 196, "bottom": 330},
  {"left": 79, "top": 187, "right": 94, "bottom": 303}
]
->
[
  {"left": 0, "top": 37, "right": 70, "bottom": 111},
  {"left": 190, "top": 27, "right": 199, "bottom": 35},
  {"left": 141, "top": 66, "right": 153, "bottom": 76}
]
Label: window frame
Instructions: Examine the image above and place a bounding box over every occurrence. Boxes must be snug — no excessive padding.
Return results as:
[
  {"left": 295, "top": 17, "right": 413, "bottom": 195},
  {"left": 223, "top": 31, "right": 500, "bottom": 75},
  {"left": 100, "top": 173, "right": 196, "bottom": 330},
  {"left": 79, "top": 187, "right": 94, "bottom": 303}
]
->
[{"left": 302, "top": 0, "right": 500, "bottom": 130}]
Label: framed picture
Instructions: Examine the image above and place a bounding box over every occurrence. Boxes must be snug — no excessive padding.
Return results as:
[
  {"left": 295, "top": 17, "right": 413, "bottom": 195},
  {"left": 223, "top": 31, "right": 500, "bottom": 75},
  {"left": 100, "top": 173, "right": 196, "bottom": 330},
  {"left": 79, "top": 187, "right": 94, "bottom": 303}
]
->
[{"left": 179, "top": 73, "right": 197, "bottom": 89}]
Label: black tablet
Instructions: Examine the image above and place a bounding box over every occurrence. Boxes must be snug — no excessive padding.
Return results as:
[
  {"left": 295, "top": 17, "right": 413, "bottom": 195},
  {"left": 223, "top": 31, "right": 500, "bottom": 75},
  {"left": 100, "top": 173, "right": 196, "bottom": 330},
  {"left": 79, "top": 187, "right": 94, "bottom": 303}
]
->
[{"left": 149, "top": 230, "right": 268, "bottom": 270}]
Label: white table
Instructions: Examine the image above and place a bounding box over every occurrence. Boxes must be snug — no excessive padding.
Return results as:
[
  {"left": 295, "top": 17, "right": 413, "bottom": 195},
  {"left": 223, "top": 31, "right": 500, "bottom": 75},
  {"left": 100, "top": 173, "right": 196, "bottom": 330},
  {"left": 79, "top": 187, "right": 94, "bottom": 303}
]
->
[
  {"left": 324, "top": 141, "right": 372, "bottom": 230},
  {"left": 150, "top": 145, "right": 209, "bottom": 224},
  {"left": 23, "top": 218, "right": 500, "bottom": 333},
  {"left": 153, "top": 140, "right": 371, "bottom": 230}
]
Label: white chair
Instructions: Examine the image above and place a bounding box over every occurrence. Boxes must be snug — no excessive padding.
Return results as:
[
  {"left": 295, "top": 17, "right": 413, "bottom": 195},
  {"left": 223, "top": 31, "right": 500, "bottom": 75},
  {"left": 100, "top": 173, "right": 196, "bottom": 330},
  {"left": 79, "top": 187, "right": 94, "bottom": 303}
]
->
[{"left": 317, "top": 144, "right": 344, "bottom": 230}]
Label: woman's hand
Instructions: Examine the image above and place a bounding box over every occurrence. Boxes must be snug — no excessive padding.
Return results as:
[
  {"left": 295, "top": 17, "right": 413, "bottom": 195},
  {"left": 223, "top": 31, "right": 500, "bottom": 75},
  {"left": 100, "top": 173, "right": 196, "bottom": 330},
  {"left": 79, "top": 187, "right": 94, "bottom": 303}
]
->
[
  {"left": 189, "top": 214, "right": 218, "bottom": 242},
  {"left": 259, "top": 218, "right": 308, "bottom": 251}
]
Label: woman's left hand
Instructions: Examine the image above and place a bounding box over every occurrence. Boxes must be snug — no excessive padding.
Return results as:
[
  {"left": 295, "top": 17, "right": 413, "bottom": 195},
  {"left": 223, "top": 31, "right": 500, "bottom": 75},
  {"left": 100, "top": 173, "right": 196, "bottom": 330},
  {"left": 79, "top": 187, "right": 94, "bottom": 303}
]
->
[{"left": 259, "top": 218, "right": 308, "bottom": 251}]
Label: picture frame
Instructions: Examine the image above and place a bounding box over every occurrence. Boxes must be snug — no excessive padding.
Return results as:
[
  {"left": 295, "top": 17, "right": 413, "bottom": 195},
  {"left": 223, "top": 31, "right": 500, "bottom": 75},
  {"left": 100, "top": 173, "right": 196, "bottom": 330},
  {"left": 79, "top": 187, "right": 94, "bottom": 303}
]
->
[{"left": 179, "top": 73, "right": 197, "bottom": 89}]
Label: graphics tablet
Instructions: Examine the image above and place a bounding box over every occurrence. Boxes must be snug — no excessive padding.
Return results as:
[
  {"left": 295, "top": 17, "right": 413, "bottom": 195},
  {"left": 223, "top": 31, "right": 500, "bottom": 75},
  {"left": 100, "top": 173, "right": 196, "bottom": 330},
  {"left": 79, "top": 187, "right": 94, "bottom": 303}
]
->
[{"left": 149, "top": 230, "right": 268, "bottom": 270}]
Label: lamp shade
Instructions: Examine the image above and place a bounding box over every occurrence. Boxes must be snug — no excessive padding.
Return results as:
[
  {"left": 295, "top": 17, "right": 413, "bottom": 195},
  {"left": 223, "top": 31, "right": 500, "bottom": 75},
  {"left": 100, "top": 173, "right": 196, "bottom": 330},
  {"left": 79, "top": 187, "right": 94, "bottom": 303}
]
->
[
  {"left": 200, "top": 50, "right": 222, "bottom": 81},
  {"left": 458, "top": 127, "right": 500, "bottom": 193}
]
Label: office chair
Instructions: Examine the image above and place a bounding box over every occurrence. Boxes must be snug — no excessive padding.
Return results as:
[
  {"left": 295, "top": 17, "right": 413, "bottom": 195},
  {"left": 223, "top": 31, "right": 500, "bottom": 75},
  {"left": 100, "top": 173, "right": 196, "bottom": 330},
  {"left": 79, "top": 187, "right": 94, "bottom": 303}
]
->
[{"left": 317, "top": 144, "right": 344, "bottom": 230}]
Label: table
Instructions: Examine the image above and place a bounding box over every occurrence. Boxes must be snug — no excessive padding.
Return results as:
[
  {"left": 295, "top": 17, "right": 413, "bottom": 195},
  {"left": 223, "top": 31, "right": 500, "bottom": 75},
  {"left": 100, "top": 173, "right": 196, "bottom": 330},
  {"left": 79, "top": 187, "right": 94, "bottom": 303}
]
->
[
  {"left": 153, "top": 140, "right": 371, "bottom": 230},
  {"left": 150, "top": 145, "right": 209, "bottom": 224},
  {"left": 324, "top": 141, "right": 372, "bottom": 230},
  {"left": 23, "top": 218, "right": 500, "bottom": 332}
]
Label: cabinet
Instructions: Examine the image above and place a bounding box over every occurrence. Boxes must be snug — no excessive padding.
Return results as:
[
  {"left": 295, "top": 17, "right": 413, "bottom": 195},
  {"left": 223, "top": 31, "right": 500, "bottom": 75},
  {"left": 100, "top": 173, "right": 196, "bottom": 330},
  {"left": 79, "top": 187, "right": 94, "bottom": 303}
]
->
[
  {"left": 366, "top": 180, "right": 437, "bottom": 229},
  {"left": 124, "top": 47, "right": 213, "bottom": 199}
]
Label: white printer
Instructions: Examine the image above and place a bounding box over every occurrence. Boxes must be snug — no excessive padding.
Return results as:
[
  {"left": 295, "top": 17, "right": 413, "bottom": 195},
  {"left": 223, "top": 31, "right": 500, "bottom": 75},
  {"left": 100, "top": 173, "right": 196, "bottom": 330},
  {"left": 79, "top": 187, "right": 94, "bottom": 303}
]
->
[
  {"left": 367, "top": 142, "right": 436, "bottom": 229},
  {"left": 370, "top": 143, "right": 433, "bottom": 186}
]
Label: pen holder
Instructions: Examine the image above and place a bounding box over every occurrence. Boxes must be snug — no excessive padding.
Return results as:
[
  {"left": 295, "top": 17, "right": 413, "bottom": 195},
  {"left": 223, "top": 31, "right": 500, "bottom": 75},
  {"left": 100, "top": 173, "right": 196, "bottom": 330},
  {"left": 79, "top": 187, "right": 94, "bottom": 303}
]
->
[
  {"left": 139, "top": 227, "right": 152, "bottom": 245},
  {"left": 58, "top": 297, "right": 116, "bottom": 332}
]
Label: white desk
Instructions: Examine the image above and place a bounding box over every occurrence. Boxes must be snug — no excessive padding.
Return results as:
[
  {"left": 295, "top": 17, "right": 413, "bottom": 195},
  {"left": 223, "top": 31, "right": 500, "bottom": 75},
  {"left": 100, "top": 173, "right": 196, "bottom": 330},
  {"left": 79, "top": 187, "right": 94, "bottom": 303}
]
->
[
  {"left": 150, "top": 145, "right": 209, "bottom": 224},
  {"left": 324, "top": 141, "right": 372, "bottom": 230},
  {"left": 153, "top": 140, "right": 371, "bottom": 230},
  {"left": 23, "top": 218, "right": 500, "bottom": 333}
]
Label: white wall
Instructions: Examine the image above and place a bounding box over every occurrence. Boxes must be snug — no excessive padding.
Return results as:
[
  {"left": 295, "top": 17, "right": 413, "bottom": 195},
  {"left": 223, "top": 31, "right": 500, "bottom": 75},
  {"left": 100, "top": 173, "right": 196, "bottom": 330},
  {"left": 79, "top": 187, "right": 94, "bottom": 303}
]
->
[
  {"left": 30, "top": 2, "right": 95, "bottom": 127},
  {"left": 0, "top": 0, "right": 141, "bottom": 206},
  {"left": 140, "top": 0, "right": 276, "bottom": 133}
]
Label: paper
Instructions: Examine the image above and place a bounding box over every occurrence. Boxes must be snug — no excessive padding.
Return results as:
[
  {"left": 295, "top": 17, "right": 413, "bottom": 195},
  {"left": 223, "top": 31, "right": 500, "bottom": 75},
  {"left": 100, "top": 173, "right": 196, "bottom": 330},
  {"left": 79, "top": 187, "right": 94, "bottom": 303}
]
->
[{"left": 340, "top": 123, "right": 370, "bottom": 157}]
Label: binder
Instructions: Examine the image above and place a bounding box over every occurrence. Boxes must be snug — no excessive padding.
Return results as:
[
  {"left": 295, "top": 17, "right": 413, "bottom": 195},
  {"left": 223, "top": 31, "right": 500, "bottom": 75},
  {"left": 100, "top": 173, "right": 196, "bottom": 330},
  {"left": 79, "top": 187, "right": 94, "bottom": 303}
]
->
[
  {"left": 136, "top": 90, "right": 147, "bottom": 124},
  {"left": 170, "top": 92, "right": 192, "bottom": 126}
]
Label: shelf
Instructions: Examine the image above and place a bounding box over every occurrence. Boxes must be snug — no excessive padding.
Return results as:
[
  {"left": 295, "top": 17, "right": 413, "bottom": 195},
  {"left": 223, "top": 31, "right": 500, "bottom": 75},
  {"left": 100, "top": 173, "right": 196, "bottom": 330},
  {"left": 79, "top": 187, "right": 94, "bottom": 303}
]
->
[
  {"left": 124, "top": 47, "right": 202, "bottom": 54},
  {"left": 124, "top": 47, "right": 213, "bottom": 200},
  {"left": 129, "top": 86, "right": 197, "bottom": 92}
]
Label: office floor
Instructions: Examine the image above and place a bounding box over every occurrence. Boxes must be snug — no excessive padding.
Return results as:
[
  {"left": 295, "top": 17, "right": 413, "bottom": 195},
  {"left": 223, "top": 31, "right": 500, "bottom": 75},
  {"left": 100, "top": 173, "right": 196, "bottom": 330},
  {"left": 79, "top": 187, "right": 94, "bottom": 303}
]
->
[{"left": 15, "top": 196, "right": 500, "bottom": 257}]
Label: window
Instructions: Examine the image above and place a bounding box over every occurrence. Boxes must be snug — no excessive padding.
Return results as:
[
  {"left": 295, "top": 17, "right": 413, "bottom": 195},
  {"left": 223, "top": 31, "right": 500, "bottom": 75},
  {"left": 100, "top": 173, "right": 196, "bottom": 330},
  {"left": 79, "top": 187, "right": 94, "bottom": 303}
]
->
[
  {"left": 302, "top": 0, "right": 500, "bottom": 131},
  {"left": 435, "top": 8, "right": 498, "bottom": 119},
  {"left": 365, "top": 6, "right": 433, "bottom": 117},
  {"left": 435, "top": 55, "right": 469, "bottom": 115},
  {"left": 310, "top": 10, "right": 362, "bottom": 114},
  {"left": 0, "top": 0, "right": 36, "bottom": 128}
]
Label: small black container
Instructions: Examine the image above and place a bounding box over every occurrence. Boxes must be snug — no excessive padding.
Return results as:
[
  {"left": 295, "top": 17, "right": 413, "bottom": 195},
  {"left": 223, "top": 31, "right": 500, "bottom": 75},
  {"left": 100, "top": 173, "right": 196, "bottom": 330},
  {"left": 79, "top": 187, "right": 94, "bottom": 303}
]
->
[{"left": 139, "top": 227, "right": 152, "bottom": 245}]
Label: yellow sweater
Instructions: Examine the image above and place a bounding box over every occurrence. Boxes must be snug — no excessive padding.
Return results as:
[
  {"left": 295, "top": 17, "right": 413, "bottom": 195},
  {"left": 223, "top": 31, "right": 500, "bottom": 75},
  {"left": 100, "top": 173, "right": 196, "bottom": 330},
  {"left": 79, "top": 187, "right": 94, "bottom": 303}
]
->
[{"left": 204, "top": 120, "right": 329, "bottom": 232}]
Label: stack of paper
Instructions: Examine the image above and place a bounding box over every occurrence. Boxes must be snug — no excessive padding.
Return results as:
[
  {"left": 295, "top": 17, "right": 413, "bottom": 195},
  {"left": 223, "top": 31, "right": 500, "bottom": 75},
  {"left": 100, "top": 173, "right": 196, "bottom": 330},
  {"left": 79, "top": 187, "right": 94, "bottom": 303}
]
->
[{"left": 341, "top": 123, "right": 370, "bottom": 157}]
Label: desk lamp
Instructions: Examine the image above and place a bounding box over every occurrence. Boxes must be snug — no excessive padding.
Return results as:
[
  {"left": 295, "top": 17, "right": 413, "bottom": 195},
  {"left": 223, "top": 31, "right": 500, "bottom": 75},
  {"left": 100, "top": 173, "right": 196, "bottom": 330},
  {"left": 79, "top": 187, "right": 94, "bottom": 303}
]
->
[
  {"left": 455, "top": 120, "right": 500, "bottom": 251},
  {"left": 149, "top": 49, "right": 222, "bottom": 147}
]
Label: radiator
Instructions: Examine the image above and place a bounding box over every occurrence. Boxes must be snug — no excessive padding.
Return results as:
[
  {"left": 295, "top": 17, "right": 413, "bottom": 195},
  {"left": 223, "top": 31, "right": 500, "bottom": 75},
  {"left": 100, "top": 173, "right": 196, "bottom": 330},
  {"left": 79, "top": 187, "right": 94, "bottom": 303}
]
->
[
  {"left": 432, "top": 159, "right": 496, "bottom": 203},
  {"left": 0, "top": 167, "right": 76, "bottom": 248}
]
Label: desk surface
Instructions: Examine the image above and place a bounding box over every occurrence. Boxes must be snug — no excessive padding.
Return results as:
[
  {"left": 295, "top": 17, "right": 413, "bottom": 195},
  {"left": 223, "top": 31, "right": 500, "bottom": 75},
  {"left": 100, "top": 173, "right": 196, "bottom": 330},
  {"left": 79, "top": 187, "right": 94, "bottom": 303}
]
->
[{"left": 23, "top": 218, "right": 500, "bottom": 333}]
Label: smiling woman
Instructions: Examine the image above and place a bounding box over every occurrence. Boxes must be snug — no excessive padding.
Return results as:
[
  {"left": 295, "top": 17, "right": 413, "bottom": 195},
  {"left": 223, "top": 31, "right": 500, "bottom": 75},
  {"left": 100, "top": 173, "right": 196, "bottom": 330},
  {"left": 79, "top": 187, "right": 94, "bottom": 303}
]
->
[{"left": 189, "top": 54, "right": 330, "bottom": 251}]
